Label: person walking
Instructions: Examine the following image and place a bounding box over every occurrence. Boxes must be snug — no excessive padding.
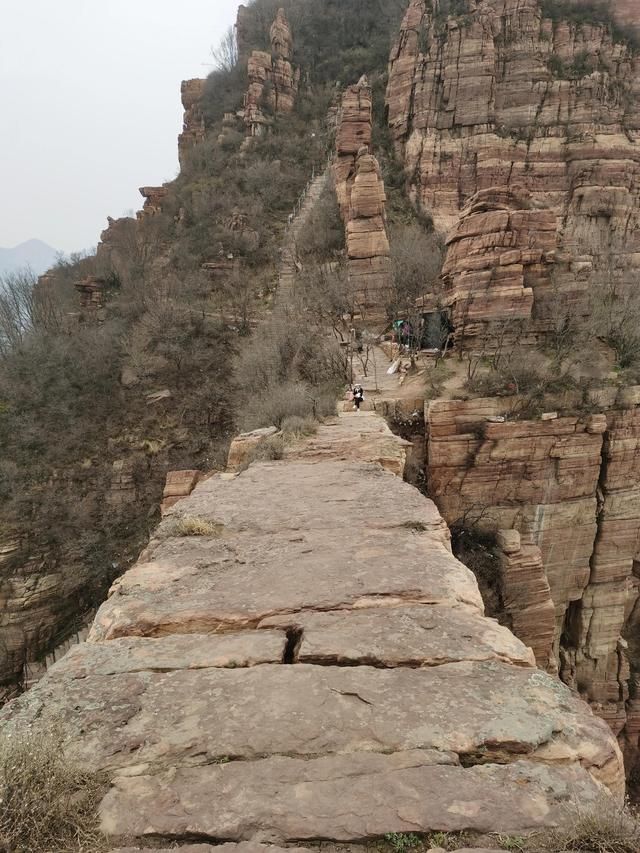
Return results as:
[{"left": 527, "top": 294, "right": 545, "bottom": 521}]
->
[{"left": 352, "top": 384, "right": 364, "bottom": 412}]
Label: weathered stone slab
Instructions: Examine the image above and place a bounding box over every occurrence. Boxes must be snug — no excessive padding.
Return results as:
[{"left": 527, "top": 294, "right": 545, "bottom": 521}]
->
[
  {"left": 49, "top": 632, "right": 287, "bottom": 677},
  {"left": 115, "top": 845, "right": 310, "bottom": 853},
  {"left": 100, "top": 753, "right": 607, "bottom": 843},
  {"left": 1, "top": 662, "right": 619, "bottom": 783},
  {"left": 159, "top": 460, "right": 450, "bottom": 541},
  {"left": 89, "top": 528, "right": 481, "bottom": 640},
  {"left": 261, "top": 605, "right": 535, "bottom": 668},
  {"left": 284, "top": 413, "right": 410, "bottom": 477}
]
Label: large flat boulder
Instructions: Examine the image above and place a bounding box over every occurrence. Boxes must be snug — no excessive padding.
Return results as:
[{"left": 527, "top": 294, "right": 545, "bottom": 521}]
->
[
  {"left": 262, "top": 605, "right": 535, "bottom": 668},
  {"left": 89, "top": 528, "right": 482, "bottom": 640},
  {"left": 101, "top": 754, "right": 606, "bottom": 843},
  {"left": 2, "top": 660, "right": 619, "bottom": 783}
]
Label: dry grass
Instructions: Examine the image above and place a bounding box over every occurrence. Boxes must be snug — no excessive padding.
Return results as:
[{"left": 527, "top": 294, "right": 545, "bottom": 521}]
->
[
  {"left": 521, "top": 796, "right": 640, "bottom": 852},
  {"left": 164, "top": 515, "right": 224, "bottom": 537},
  {"left": 0, "top": 728, "right": 107, "bottom": 853},
  {"left": 280, "top": 415, "right": 319, "bottom": 440}
]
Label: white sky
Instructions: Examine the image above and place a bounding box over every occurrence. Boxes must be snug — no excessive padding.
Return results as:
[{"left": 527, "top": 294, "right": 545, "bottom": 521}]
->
[{"left": 0, "top": 0, "right": 240, "bottom": 253}]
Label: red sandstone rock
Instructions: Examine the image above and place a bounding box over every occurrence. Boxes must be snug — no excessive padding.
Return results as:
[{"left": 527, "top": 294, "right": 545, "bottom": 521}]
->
[
  {"left": 241, "top": 9, "right": 299, "bottom": 138},
  {"left": 425, "top": 396, "right": 640, "bottom": 772},
  {"left": 387, "top": 0, "right": 640, "bottom": 343},
  {"left": 333, "top": 80, "right": 392, "bottom": 325},
  {"left": 496, "top": 530, "right": 556, "bottom": 670},
  {"left": 161, "top": 470, "right": 202, "bottom": 515},
  {"left": 178, "top": 78, "right": 206, "bottom": 168}
]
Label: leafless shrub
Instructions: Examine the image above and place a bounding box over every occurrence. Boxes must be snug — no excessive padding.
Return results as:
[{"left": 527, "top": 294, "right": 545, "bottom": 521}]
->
[
  {"left": 281, "top": 415, "right": 319, "bottom": 439},
  {"left": 0, "top": 727, "right": 107, "bottom": 853},
  {"left": 240, "top": 379, "right": 335, "bottom": 430},
  {"left": 0, "top": 269, "right": 62, "bottom": 357},
  {"left": 526, "top": 795, "right": 640, "bottom": 852},
  {"left": 588, "top": 265, "right": 640, "bottom": 369},
  {"left": 389, "top": 224, "right": 445, "bottom": 320},
  {"left": 163, "top": 516, "right": 224, "bottom": 538},
  {"left": 211, "top": 26, "right": 239, "bottom": 72}
]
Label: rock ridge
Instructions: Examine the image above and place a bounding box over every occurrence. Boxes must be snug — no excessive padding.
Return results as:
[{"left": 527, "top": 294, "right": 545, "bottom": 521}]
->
[{"left": 0, "top": 411, "right": 625, "bottom": 847}]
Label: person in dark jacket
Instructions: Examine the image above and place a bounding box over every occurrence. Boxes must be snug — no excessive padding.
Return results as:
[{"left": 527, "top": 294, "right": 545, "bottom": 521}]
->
[{"left": 352, "top": 384, "right": 364, "bottom": 411}]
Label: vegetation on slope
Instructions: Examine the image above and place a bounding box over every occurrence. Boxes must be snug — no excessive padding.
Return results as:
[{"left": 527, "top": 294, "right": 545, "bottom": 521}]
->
[{"left": 0, "top": 0, "right": 414, "bottom": 689}]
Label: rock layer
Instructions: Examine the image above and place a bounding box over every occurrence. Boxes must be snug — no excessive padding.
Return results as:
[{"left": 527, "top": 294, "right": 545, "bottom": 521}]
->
[
  {"left": 387, "top": 0, "right": 640, "bottom": 342},
  {"left": 0, "top": 411, "right": 623, "bottom": 847},
  {"left": 425, "top": 397, "right": 640, "bottom": 775},
  {"left": 242, "top": 8, "right": 299, "bottom": 137},
  {"left": 334, "top": 78, "right": 392, "bottom": 324}
]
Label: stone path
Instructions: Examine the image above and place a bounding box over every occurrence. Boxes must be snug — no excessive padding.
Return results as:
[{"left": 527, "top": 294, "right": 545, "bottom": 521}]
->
[{"left": 0, "top": 411, "right": 625, "bottom": 850}]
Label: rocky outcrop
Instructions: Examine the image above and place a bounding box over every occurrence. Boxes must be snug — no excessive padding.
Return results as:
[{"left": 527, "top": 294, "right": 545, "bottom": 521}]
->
[
  {"left": 138, "top": 185, "right": 168, "bottom": 219},
  {"left": 242, "top": 8, "right": 299, "bottom": 137},
  {"left": 425, "top": 396, "right": 640, "bottom": 776},
  {"left": 178, "top": 78, "right": 206, "bottom": 168},
  {"left": 0, "top": 411, "right": 624, "bottom": 846},
  {"left": 334, "top": 78, "right": 392, "bottom": 324},
  {"left": 441, "top": 188, "right": 557, "bottom": 341},
  {"left": 161, "top": 469, "right": 203, "bottom": 514},
  {"left": 226, "top": 426, "right": 278, "bottom": 472},
  {"left": 495, "top": 529, "right": 556, "bottom": 670},
  {"left": 74, "top": 275, "right": 107, "bottom": 315},
  {"left": 387, "top": 0, "right": 640, "bottom": 343}
]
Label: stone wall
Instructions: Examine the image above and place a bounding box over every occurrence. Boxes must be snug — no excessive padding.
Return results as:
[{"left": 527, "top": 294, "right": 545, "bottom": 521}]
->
[{"left": 425, "top": 395, "right": 640, "bottom": 776}]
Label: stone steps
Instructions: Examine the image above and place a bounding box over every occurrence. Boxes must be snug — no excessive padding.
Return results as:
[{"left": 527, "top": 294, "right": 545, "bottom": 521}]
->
[{"left": 277, "top": 169, "right": 330, "bottom": 300}]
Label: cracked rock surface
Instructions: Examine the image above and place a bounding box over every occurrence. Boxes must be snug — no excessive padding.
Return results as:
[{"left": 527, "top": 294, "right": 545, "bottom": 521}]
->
[{"left": 0, "top": 411, "right": 625, "bottom": 847}]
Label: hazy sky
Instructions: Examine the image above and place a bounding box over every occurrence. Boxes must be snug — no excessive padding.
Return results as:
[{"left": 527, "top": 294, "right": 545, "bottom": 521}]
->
[{"left": 0, "top": 0, "right": 240, "bottom": 253}]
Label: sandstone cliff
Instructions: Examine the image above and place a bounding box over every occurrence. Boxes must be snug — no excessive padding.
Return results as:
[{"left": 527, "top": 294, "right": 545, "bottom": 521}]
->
[
  {"left": 386, "top": 0, "right": 640, "bottom": 341},
  {"left": 334, "top": 78, "right": 393, "bottom": 324},
  {"left": 242, "top": 7, "right": 299, "bottom": 137}
]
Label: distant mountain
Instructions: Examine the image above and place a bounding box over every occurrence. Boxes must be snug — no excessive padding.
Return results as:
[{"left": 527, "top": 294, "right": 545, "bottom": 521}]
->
[{"left": 0, "top": 239, "right": 59, "bottom": 277}]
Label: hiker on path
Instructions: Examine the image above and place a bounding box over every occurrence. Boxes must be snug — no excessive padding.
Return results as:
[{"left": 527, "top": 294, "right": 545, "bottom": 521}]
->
[{"left": 352, "top": 384, "right": 364, "bottom": 412}]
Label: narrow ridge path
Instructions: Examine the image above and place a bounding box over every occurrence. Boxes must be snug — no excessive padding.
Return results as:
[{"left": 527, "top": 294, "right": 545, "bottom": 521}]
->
[{"left": 0, "top": 410, "right": 624, "bottom": 851}]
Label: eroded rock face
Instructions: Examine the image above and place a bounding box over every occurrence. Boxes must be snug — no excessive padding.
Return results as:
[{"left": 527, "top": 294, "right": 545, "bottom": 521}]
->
[
  {"left": 242, "top": 8, "right": 299, "bottom": 137},
  {"left": 0, "top": 411, "right": 623, "bottom": 846},
  {"left": 441, "top": 188, "right": 556, "bottom": 340},
  {"left": 425, "top": 397, "right": 640, "bottom": 775},
  {"left": 387, "top": 0, "right": 640, "bottom": 342},
  {"left": 178, "top": 78, "right": 206, "bottom": 167},
  {"left": 334, "top": 79, "right": 392, "bottom": 324}
]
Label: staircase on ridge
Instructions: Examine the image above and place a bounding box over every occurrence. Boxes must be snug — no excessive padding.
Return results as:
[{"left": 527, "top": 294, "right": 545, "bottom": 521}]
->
[{"left": 277, "top": 166, "right": 330, "bottom": 305}]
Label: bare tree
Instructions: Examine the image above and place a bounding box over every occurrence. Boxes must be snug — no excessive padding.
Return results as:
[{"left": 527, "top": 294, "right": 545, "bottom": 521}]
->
[
  {"left": 588, "top": 259, "right": 640, "bottom": 369},
  {"left": 211, "top": 27, "right": 239, "bottom": 73},
  {"left": 0, "top": 269, "right": 61, "bottom": 357}
]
